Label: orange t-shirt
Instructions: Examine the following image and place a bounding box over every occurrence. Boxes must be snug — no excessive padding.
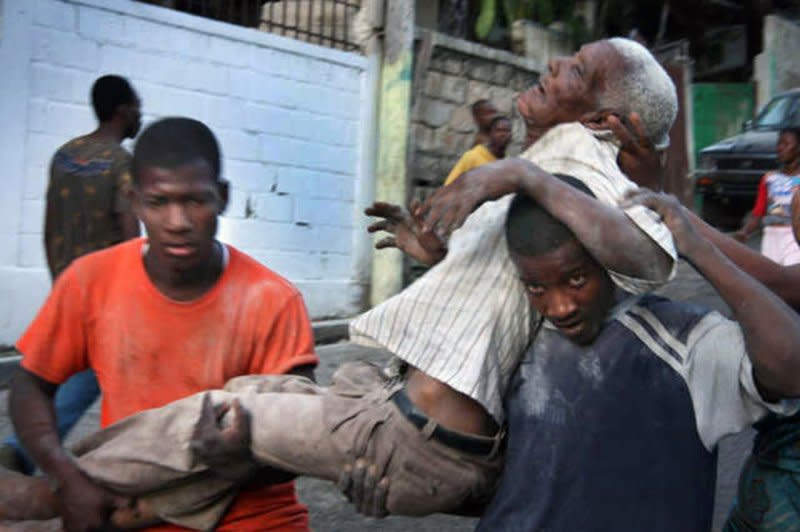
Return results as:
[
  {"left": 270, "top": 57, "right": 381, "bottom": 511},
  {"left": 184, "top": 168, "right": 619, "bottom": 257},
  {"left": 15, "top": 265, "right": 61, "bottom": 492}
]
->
[{"left": 17, "top": 238, "right": 319, "bottom": 531}]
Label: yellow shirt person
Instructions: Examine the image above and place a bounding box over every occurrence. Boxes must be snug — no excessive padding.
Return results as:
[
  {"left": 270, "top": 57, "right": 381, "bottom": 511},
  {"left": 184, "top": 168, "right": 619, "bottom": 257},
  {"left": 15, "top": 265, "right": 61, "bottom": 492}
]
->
[{"left": 444, "top": 115, "right": 512, "bottom": 186}]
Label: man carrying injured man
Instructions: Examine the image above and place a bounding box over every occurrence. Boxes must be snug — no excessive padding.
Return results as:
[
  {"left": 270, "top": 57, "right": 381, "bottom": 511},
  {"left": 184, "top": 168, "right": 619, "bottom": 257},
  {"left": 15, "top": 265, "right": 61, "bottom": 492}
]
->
[{"left": 1, "top": 37, "right": 714, "bottom": 530}]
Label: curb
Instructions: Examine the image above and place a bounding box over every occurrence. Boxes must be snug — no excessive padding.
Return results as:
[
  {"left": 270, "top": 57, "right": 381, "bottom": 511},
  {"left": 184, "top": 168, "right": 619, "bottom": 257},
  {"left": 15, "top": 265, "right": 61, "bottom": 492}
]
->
[{"left": 0, "top": 319, "right": 352, "bottom": 391}]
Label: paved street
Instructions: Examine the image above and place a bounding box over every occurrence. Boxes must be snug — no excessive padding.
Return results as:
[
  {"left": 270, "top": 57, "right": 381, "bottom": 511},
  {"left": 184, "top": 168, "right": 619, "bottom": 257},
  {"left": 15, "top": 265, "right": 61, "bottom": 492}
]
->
[{"left": 0, "top": 260, "right": 754, "bottom": 531}]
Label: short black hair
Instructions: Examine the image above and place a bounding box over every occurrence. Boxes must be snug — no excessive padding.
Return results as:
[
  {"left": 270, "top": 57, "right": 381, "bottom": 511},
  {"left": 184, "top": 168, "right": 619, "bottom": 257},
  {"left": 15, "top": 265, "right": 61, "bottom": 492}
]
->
[
  {"left": 779, "top": 127, "right": 800, "bottom": 143},
  {"left": 131, "top": 117, "right": 221, "bottom": 185},
  {"left": 489, "top": 115, "right": 511, "bottom": 130},
  {"left": 471, "top": 99, "right": 493, "bottom": 113},
  {"left": 91, "top": 75, "right": 137, "bottom": 122},
  {"left": 505, "top": 174, "right": 595, "bottom": 257}
]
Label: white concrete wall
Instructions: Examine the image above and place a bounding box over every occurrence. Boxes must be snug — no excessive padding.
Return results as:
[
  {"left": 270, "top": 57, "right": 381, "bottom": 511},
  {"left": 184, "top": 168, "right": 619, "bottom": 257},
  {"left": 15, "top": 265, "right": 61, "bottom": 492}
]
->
[
  {"left": 756, "top": 15, "right": 800, "bottom": 108},
  {"left": 0, "top": 0, "right": 377, "bottom": 344}
]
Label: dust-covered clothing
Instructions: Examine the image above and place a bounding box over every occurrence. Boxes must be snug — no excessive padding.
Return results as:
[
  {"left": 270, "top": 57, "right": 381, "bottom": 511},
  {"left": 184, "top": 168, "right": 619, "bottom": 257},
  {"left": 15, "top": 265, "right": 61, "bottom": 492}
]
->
[
  {"left": 17, "top": 238, "right": 319, "bottom": 531},
  {"left": 477, "top": 294, "right": 799, "bottom": 532},
  {"left": 45, "top": 136, "right": 133, "bottom": 278},
  {"left": 350, "top": 123, "right": 678, "bottom": 423},
  {"left": 68, "top": 361, "right": 503, "bottom": 530}
]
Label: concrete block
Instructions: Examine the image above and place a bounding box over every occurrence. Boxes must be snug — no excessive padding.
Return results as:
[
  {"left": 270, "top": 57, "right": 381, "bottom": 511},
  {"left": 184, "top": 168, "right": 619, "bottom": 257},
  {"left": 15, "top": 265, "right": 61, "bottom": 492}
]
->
[
  {"left": 225, "top": 160, "right": 274, "bottom": 192},
  {"left": 244, "top": 102, "right": 294, "bottom": 135},
  {"left": 252, "top": 193, "right": 293, "bottom": 222},
  {"left": 185, "top": 61, "right": 229, "bottom": 95},
  {"left": 467, "top": 80, "right": 492, "bottom": 103},
  {"left": 217, "top": 129, "right": 261, "bottom": 161},
  {"left": 448, "top": 104, "right": 475, "bottom": 134},
  {"left": 24, "top": 165, "right": 49, "bottom": 201},
  {"left": 424, "top": 71, "right": 443, "bottom": 98},
  {"left": 98, "top": 45, "right": 150, "bottom": 82},
  {"left": 494, "top": 64, "right": 513, "bottom": 85},
  {"left": 19, "top": 200, "right": 45, "bottom": 235},
  {"left": 26, "top": 133, "right": 64, "bottom": 172},
  {"left": 248, "top": 250, "right": 322, "bottom": 281},
  {"left": 225, "top": 187, "right": 250, "bottom": 219},
  {"left": 314, "top": 225, "right": 353, "bottom": 254},
  {"left": 430, "top": 53, "right": 463, "bottom": 76},
  {"left": 207, "top": 37, "right": 252, "bottom": 68},
  {"left": 0, "top": 267, "right": 52, "bottom": 344},
  {"left": 413, "top": 123, "right": 438, "bottom": 152},
  {"left": 440, "top": 74, "right": 468, "bottom": 104},
  {"left": 319, "top": 252, "right": 352, "bottom": 279},
  {"left": 32, "top": 27, "right": 101, "bottom": 72},
  {"left": 294, "top": 279, "right": 364, "bottom": 320},
  {"left": 228, "top": 68, "right": 258, "bottom": 101},
  {"left": 275, "top": 167, "right": 313, "bottom": 197},
  {"left": 313, "top": 173, "right": 356, "bottom": 201},
  {"left": 77, "top": 7, "right": 127, "bottom": 45},
  {"left": 489, "top": 86, "right": 516, "bottom": 113},
  {"left": 467, "top": 62, "right": 495, "bottom": 82},
  {"left": 18, "top": 235, "right": 46, "bottom": 268},
  {"left": 29, "top": 63, "right": 95, "bottom": 104},
  {"left": 0, "top": 234, "right": 16, "bottom": 268},
  {"left": 205, "top": 96, "right": 246, "bottom": 130},
  {"left": 295, "top": 199, "right": 353, "bottom": 227},
  {"left": 419, "top": 99, "right": 457, "bottom": 129},
  {"left": 33, "top": 0, "right": 77, "bottom": 32}
]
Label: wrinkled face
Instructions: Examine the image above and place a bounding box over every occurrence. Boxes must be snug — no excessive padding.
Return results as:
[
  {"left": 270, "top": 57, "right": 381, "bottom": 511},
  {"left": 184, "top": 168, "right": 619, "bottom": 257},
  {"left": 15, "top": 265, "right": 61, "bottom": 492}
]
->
[
  {"left": 473, "top": 102, "right": 499, "bottom": 130},
  {"left": 133, "top": 159, "right": 227, "bottom": 274},
  {"left": 777, "top": 131, "right": 800, "bottom": 165},
  {"left": 511, "top": 239, "right": 615, "bottom": 345},
  {"left": 489, "top": 119, "right": 512, "bottom": 150},
  {"left": 517, "top": 40, "right": 623, "bottom": 146}
]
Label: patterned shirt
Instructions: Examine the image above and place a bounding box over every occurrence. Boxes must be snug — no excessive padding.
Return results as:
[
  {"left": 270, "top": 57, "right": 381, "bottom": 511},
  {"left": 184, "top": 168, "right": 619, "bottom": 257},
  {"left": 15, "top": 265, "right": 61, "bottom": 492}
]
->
[
  {"left": 45, "top": 136, "right": 133, "bottom": 278},
  {"left": 351, "top": 123, "right": 677, "bottom": 423},
  {"left": 752, "top": 170, "right": 800, "bottom": 226}
]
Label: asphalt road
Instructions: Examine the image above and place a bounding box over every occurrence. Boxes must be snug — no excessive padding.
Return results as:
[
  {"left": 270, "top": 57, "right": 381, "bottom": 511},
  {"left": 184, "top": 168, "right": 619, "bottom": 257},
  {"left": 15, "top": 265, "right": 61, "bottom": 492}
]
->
[{"left": 0, "top": 259, "right": 755, "bottom": 531}]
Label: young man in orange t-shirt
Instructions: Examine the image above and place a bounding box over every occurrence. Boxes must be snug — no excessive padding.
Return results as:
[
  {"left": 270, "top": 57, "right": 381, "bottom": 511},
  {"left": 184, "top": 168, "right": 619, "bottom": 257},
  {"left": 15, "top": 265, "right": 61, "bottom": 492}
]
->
[{"left": 8, "top": 117, "right": 318, "bottom": 531}]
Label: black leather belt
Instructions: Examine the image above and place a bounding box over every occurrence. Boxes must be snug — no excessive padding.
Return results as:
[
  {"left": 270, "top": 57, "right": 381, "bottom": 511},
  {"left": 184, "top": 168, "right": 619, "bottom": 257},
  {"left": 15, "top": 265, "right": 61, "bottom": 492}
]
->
[{"left": 391, "top": 389, "right": 499, "bottom": 456}]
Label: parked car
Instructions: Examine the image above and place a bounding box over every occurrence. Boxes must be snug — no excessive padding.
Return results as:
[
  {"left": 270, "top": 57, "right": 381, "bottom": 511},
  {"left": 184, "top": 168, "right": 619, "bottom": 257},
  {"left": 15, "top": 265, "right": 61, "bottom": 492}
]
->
[{"left": 694, "top": 87, "right": 800, "bottom": 229}]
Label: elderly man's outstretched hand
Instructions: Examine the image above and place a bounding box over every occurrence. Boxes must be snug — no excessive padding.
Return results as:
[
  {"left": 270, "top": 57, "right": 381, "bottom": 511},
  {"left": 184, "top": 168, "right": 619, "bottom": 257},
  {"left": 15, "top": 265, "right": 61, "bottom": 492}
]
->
[
  {"left": 190, "top": 394, "right": 256, "bottom": 482},
  {"left": 365, "top": 201, "right": 446, "bottom": 266},
  {"left": 622, "top": 189, "right": 706, "bottom": 257},
  {"left": 418, "top": 159, "right": 523, "bottom": 241}
]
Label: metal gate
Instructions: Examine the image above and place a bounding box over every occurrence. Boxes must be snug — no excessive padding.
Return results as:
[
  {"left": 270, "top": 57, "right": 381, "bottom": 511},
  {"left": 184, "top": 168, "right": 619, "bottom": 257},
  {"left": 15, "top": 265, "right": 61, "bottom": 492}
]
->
[{"left": 137, "top": 0, "right": 362, "bottom": 51}]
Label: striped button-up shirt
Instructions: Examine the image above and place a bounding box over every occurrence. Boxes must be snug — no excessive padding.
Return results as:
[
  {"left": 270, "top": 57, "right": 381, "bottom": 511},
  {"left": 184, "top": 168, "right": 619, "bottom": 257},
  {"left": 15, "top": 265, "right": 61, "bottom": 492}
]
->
[{"left": 351, "top": 123, "right": 677, "bottom": 423}]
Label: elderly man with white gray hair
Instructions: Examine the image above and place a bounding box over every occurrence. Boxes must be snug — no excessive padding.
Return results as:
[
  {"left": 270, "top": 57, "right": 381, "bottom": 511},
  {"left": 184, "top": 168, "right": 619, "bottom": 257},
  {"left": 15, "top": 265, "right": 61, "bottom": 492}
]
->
[{"left": 0, "top": 38, "right": 692, "bottom": 531}]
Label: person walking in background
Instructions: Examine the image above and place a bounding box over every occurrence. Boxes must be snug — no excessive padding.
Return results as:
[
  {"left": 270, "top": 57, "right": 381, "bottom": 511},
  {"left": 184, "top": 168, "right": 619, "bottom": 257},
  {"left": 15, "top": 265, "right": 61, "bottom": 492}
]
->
[
  {"left": 734, "top": 127, "right": 800, "bottom": 265},
  {"left": 470, "top": 99, "right": 498, "bottom": 147},
  {"left": 0, "top": 75, "right": 142, "bottom": 475},
  {"left": 444, "top": 115, "right": 512, "bottom": 186}
]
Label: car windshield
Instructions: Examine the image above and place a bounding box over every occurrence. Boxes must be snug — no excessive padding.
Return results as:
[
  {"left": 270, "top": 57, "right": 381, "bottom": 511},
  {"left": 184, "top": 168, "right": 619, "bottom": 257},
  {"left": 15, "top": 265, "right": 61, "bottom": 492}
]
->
[{"left": 754, "top": 96, "right": 797, "bottom": 129}]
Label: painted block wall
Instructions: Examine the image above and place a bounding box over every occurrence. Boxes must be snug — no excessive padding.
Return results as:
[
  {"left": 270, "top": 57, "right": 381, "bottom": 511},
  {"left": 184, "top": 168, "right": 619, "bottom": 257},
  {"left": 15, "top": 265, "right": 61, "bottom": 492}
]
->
[{"left": 0, "top": 0, "right": 376, "bottom": 344}]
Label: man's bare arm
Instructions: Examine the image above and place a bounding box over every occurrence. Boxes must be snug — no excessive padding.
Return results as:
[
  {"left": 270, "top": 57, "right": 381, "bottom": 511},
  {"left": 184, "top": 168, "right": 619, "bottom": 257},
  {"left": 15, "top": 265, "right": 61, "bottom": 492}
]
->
[
  {"left": 10, "top": 368, "right": 131, "bottom": 531},
  {"left": 419, "top": 158, "right": 673, "bottom": 281},
  {"left": 627, "top": 191, "right": 800, "bottom": 399}
]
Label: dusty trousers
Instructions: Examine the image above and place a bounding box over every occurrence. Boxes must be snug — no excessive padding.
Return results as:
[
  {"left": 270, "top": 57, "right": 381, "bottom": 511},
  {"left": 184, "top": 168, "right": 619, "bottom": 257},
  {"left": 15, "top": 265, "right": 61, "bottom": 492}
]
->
[{"left": 70, "top": 362, "right": 504, "bottom": 530}]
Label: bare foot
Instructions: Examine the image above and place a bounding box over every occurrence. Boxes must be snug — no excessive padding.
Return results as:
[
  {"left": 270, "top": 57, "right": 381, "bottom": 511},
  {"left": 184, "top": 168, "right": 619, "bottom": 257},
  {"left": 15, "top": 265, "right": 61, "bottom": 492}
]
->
[{"left": 0, "top": 467, "right": 57, "bottom": 521}]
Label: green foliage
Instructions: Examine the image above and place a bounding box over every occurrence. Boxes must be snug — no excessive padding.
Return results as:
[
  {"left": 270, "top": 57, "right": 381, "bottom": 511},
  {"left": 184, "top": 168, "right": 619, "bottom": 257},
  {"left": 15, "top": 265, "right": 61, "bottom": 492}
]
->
[{"left": 475, "top": 0, "right": 498, "bottom": 40}]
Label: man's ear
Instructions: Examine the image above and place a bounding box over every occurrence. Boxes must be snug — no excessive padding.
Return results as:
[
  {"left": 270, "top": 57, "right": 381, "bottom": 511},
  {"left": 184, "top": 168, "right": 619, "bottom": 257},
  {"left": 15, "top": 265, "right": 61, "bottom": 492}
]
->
[{"left": 217, "top": 178, "right": 230, "bottom": 215}]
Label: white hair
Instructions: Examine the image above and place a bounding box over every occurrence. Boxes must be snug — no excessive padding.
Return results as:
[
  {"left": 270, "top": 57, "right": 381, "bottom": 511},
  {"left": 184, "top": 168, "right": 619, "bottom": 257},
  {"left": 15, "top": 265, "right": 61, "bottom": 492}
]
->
[{"left": 601, "top": 38, "right": 678, "bottom": 149}]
